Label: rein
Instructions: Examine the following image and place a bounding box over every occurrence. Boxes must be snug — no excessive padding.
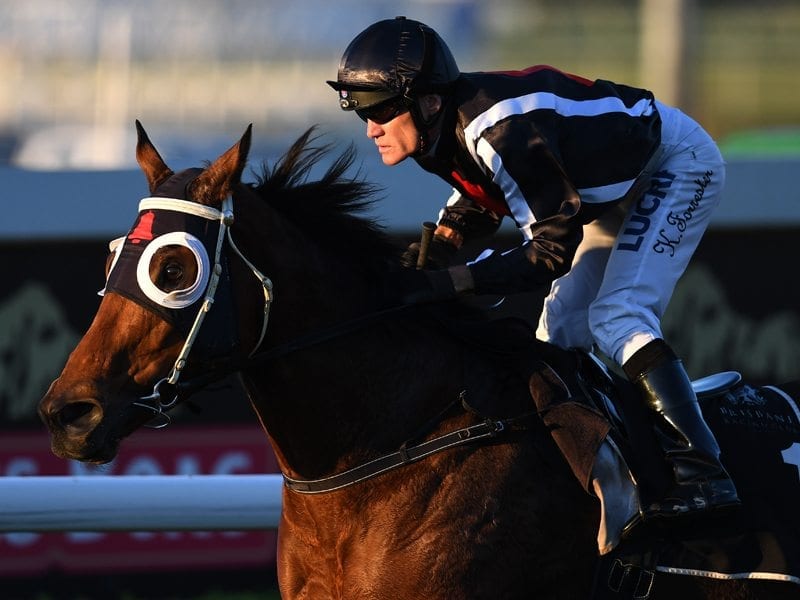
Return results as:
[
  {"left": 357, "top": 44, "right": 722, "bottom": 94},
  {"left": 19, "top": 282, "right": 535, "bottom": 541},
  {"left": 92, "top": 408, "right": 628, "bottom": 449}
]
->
[{"left": 171, "top": 301, "right": 420, "bottom": 399}]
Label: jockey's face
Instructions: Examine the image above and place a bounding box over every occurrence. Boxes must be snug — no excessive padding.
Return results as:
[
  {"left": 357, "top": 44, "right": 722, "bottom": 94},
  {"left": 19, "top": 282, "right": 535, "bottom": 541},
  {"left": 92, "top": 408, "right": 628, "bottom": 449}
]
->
[
  {"left": 364, "top": 94, "right": 442, "bottom": 166},
  {"left": 365, "top": 110, "right": 420, "bottom": 166}
]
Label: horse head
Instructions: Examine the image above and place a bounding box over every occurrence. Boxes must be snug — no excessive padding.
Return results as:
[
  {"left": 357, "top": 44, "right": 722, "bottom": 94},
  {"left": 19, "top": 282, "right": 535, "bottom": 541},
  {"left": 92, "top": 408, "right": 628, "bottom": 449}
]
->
[
  {"left": 38, "top": 121, "right": 401, "bottom": 469},
  {"left": 38, "top": 121, "right": 259, "bottom": 463}
]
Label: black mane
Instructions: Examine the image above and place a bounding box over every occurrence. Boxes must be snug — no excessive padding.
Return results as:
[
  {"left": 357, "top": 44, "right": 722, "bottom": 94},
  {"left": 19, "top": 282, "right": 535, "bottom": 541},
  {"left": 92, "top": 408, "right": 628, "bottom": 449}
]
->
[{"left": 250, "top": 127, "right": 401, "bottom": 266}]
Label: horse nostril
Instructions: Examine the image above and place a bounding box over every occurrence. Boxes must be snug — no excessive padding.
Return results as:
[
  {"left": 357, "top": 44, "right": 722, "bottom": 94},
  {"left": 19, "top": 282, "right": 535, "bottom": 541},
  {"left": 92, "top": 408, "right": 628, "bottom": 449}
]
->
[{"left": 56, "top": 399, "right": 103, "bottom": 434}]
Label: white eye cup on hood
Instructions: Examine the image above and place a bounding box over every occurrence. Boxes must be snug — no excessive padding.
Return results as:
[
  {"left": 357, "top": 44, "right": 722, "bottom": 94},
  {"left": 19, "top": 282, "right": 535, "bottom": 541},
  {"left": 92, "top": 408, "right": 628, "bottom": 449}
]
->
[
  {"left": 98, "top": 236, "right": 126, "bottom": 297},
  {"left": 135, "top": 231, "right": 211, "bottom": 309}
]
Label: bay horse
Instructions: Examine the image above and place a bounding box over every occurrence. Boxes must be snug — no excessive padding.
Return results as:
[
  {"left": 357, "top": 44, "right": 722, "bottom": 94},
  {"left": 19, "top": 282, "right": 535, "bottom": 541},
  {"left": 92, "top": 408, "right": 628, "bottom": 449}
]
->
[{"left": 39, "top": 123, "right": 799, "bottom": 599}]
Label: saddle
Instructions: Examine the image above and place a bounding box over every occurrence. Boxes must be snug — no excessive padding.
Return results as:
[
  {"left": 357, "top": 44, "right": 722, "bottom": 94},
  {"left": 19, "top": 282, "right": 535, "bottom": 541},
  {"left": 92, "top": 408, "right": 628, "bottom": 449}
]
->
[{"left": 541, "top": 353, "right": 800, "bottom": 598}]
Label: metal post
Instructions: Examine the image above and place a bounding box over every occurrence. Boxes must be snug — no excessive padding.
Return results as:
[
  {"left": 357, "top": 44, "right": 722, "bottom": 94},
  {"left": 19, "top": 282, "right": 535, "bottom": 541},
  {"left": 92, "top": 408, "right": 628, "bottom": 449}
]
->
[{"left": 639, "top": 0, "right": 694, "bottom": 109}]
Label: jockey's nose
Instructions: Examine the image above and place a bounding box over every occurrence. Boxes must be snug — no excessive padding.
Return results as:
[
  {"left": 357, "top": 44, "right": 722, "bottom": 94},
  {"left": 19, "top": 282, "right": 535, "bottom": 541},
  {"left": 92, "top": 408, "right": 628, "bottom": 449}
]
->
[{"left": 366, "top": 119, "right": 383, "bottom": 138}]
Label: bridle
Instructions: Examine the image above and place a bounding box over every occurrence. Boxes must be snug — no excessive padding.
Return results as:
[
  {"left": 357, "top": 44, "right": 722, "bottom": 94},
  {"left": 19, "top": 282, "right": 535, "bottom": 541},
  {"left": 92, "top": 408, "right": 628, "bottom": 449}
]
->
[
  {"left": 123, "top": 195, "right": 274, "bottom": 427},
  {"left": 126, "top": 193, "right": 412, "bottom": 428}
]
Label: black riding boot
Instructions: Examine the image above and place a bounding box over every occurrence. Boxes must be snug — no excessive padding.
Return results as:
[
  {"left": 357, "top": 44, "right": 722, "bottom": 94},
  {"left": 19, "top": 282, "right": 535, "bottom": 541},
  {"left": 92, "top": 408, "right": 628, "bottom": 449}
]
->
[{"left": 624, "top": 340, "right": 740, "bottom": 520}]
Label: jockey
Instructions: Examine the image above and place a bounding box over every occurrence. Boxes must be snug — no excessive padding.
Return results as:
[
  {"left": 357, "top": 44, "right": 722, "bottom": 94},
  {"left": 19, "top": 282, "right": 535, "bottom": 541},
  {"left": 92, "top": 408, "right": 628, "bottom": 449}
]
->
[{"left": 327, "top": 16, "right": 739, "bottom": 530}]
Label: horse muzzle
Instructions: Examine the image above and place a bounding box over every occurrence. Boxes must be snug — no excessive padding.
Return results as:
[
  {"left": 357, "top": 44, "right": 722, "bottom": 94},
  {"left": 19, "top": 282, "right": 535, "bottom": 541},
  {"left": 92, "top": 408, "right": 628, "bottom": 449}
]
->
[{"left": 38, "top": 389, "right": 115, "bottom": 463}]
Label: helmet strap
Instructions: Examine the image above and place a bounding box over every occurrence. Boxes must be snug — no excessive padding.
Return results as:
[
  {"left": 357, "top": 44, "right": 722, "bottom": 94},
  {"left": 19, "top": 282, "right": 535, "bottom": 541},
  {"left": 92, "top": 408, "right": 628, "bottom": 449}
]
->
[
  {"left": 409, "top": 95, "right": 446, "bottom": 157},
  {"left": 406, "top": 27, "right": 439, "bottom": 156}
]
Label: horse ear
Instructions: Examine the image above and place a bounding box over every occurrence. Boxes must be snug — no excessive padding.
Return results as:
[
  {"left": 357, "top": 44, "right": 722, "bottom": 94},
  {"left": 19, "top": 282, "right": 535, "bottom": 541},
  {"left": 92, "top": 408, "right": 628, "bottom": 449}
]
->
[
  {"left": 135, "top": 120, "right": 174, "bottom": 194},
  {"left": 189, "top": 125, "right": 252, "bottom": 207}
]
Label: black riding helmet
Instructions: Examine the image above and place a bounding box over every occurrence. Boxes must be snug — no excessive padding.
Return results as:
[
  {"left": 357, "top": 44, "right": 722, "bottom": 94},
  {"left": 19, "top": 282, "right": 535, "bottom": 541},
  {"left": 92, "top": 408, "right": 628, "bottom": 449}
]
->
[{"left": 327, "top": 16, "right": 460, "bottom": 151}]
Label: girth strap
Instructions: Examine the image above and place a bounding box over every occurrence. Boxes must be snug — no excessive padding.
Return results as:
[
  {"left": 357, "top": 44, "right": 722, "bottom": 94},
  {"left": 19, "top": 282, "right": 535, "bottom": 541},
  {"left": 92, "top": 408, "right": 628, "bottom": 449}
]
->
[{"left": 284, "top": 416, "right": 510, "bottom": 494}]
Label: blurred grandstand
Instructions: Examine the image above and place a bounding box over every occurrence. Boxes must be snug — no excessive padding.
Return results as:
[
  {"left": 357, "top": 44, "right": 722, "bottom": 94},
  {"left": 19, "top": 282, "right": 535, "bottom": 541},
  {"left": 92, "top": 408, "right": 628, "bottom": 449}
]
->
[{"left": 0, "top": 0, "right": 798, "bottom": 169}]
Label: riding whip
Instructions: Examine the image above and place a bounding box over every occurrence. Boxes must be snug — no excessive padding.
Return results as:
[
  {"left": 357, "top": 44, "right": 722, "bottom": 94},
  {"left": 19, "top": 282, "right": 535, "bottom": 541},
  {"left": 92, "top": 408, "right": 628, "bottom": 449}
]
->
[{"left": 416, "top": 221, "right": 436, "bottom": 269}]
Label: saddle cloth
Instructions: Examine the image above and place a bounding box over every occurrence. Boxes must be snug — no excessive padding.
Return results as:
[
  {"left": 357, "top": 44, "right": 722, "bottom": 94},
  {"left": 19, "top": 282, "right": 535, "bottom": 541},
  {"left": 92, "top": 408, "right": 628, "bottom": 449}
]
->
[{"left": 605, "top": 382, "right": 800, "bottom": 592}]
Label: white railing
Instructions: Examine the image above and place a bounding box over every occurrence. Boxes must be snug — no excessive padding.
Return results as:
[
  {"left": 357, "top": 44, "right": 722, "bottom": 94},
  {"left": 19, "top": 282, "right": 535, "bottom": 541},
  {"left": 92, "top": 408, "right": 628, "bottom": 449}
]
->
[{"left": 0, "top": 474, "right": 283, "bottom": 532}]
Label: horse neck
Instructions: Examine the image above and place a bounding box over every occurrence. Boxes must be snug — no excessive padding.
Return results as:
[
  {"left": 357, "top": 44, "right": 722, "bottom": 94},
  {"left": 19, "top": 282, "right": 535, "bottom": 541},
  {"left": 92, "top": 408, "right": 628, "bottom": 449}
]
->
[
  {"left": 231, "top": 186, "right": 383, "bottom": 335},
  {"left": 241, "top": 301, "right": 466, "bottom": 482},
  {"left": 227, "top": 189, "right": 465, "bottom": 479}
]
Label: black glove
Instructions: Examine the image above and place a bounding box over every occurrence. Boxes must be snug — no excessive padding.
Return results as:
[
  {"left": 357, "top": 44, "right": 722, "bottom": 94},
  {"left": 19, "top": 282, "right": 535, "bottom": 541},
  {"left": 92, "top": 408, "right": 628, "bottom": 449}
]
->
[
  {"left": 399, "top": 237, "right": 458, "bottom": 270},
  {"left": 469, "top": 239, "right": 570, "bottom": 295}
]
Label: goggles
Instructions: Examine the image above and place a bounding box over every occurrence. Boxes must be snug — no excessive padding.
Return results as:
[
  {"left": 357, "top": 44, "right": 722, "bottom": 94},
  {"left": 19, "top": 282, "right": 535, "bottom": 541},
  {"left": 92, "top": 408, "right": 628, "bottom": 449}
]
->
[{"left": 355, "top": 97, "right": 409, "bottom": 124}]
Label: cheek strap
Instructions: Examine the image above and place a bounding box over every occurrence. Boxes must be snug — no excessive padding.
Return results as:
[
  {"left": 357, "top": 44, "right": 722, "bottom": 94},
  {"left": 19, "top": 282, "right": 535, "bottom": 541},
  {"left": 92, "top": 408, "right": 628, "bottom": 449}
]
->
[
  {"left": 136, "top": 195, "right": 275, "bottom": 428},
  {"left": 163, "top": 197, "right": 233, "bottom": 387}
]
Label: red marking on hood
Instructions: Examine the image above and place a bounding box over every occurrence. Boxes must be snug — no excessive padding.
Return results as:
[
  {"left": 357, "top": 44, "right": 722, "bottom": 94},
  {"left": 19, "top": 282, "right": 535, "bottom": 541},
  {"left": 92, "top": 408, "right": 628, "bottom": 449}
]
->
[{"left": 129, "top": 211, "right": 155, "bottom": 244}]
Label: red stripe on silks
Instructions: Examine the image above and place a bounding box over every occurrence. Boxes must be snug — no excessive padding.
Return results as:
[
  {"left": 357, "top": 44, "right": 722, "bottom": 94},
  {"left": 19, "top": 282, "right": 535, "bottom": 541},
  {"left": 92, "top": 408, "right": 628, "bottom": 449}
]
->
[
  {"left": 450, "top": 170, "right": 511, "bottom": 216},
  {"left": 129, "top": 211, "right": 155, "bottom": 244},
  {"left": 492, "top": 65, "right": 594, "bottom": 86}
]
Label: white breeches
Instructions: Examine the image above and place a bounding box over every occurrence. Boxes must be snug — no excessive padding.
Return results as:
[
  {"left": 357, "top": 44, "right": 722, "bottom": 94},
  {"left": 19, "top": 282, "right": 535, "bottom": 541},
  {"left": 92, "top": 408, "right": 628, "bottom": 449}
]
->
[{"left": 536, "top": 102, "right": 726, "bottom": 366}]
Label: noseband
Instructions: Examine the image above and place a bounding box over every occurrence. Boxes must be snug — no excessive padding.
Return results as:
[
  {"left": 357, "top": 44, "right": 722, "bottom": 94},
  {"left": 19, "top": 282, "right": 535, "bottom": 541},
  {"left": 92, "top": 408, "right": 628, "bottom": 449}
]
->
[{"left": 107, "top": 195, "right": 273, "bottom": 428}]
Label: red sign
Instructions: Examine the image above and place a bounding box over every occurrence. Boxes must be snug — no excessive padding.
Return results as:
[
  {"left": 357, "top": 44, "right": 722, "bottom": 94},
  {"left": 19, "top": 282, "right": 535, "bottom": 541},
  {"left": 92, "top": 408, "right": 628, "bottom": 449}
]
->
[{"left": 0, "top": 425, "right": 279, "bottom": 576}]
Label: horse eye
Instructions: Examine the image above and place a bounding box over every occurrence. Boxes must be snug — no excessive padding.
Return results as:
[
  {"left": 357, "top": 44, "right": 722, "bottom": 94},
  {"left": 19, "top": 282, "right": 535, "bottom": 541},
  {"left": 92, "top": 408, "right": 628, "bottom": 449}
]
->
[
  {"left": 149, "top": 245, "right": 198, "bottom": 293},
  {"left": 165, "top": 263, "right": 183, "bottom": 281}
]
